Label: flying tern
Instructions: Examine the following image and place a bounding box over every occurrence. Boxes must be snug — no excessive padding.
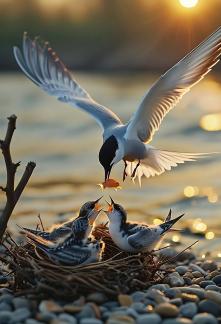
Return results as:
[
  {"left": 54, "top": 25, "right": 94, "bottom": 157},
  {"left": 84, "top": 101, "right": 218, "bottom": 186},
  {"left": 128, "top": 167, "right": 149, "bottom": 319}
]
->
[{"left": 13, "top": 28, "right": 221, "bottom": 185}]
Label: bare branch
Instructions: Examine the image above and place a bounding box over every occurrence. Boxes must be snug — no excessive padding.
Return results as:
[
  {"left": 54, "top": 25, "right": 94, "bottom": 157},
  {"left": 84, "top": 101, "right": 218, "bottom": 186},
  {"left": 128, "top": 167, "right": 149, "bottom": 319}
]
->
[{"left": 0, "top": 115, "right": 36, "bottom": 241}]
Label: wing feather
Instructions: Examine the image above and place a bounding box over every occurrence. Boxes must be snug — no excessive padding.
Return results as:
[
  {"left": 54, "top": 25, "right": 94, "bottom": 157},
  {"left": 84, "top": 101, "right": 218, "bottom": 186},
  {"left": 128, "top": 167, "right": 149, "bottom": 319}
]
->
[
  {"left": 14, "top": 33, "right": 122, "bottom": 130},
  {"left": 126, "top": 27, "right": 221, "bottom": 143}
]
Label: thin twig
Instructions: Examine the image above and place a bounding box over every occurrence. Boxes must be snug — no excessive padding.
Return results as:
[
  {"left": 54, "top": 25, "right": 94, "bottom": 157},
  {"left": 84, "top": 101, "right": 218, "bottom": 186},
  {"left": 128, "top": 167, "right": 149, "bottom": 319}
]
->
[{"left": 0, "top": 115, "right": 36, "bottom": 240}]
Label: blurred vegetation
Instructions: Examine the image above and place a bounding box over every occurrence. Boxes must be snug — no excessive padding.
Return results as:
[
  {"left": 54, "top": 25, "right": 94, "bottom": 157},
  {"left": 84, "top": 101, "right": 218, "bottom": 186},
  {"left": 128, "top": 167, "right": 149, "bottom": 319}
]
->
[{"left": 1, "top": 0, "right": 221, "bottom": 71}]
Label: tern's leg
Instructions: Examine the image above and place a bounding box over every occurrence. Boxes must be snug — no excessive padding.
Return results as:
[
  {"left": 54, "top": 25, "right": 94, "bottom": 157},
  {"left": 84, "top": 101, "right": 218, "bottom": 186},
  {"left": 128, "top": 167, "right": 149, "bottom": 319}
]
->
[
  {"left": 123, "top": 160, "right": 128, "bottom": 182},
  {"left": 131, "top": 160, "right": 140, "bottom": 179}
]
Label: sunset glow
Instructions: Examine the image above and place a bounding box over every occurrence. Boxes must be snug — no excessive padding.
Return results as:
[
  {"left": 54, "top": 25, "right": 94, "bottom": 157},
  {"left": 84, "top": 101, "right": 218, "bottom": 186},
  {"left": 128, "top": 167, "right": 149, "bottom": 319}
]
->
[{"left": 179, "top": 0, "right": 198, "bottom": 8}]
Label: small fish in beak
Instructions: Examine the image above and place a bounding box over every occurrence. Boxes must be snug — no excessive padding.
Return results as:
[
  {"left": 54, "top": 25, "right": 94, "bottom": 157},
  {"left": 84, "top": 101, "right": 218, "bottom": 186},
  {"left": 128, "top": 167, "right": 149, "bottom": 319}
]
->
[{"left": 98, "top": 179, "right": 121, "bottom": 190}]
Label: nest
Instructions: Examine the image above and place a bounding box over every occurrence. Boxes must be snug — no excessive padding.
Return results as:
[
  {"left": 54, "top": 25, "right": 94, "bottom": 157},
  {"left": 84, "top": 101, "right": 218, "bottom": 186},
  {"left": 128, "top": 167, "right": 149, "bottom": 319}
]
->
[{"left": 0, "top": 225, "right": 179, "bottom": 300}]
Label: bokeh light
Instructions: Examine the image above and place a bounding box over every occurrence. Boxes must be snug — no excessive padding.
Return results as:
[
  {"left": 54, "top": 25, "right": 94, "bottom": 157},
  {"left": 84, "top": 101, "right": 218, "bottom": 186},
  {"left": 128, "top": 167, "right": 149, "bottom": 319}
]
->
[
  {"left": 205, "top": 231, "right": 215, "bottom": 240},
  {"left": 179, "top": 0, "right": 198, "bottom": 8},
  {"left": 200, "top": 113, "right": 221, "bottom": 131}
]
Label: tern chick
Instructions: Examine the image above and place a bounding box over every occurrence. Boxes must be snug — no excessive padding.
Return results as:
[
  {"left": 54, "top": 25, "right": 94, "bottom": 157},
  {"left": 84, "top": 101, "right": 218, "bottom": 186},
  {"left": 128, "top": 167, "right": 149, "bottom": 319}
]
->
[
  {"left": 21, "top": 197, "right": 102, "bottom": 244},
  {"left": 27, "top": 233, "right": 104, "bottom": 266},
  {"left": 13, "top": 28, "right": 221, "bottom": 185},
  {"left": 105, "top": 197, "right": 184, "bottom": 252}
]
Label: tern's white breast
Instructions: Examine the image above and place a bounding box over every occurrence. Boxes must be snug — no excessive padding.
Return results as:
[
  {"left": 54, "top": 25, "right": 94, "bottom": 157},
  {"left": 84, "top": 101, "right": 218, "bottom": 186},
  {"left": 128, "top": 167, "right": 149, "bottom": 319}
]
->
[{"left": 109, "top": 222, "right": 135, "bottom": 252}]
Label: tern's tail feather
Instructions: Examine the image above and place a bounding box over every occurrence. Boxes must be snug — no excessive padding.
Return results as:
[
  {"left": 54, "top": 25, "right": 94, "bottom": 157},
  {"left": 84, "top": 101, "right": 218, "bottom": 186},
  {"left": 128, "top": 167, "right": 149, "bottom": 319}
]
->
[{"left": 126, "top": 149, "right": 217, "bottom": 186}]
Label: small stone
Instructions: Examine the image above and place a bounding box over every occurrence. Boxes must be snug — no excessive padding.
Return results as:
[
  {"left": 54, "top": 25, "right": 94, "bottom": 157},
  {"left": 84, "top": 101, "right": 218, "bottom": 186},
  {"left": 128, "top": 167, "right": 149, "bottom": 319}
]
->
[
  {"left": 192, "top": 277, "right": 203, "bottom": 285},
  {"left": 201, "top": 261, "right": 218, "bottom": 272},
  {"left": 80, "top": 319, "right": 102, "bottom": 324},
  {"left": 146, "top": 289, "right": 168, "bottom": 304},
  {"left": 25, "top": 320, "right": 44, "bottom": 324},
  {"left": 150, "top": 284, "right": 169, "bottom": 292},
  {"left": 131, "top": 291, "right": 146, "bottom": 303},
  {"left": 170, "top": 298, "right": 182, "bottom": 307},
  {"left": 164, "top": 288, "right": 181, "bottom": 299},
  {"left": 10, "top": 308, "right": 31, "bottom": 323},
  {"left": 13, "top": 297, "right": 30, "bottom": 309},
  {"left": 205, "top": 290, "right": 221, "bottom": 305},
  {"left": 87, "top": 292, "right": 108, "bottom": 305},
  {"left": 118, "top": 294, "right": 133, "bottom": 307},
  {"left": 0, "top": 310, "right": 12, "bottom": 323},
  {"left": 39, "top": 300, "right": 63, "bottom": 313},
  {"left": 163, "top": 319, "right": 192, "bottom": 324},
  {"left": 193, "top": 313, "right": 218, "bottom": 324},
  {"left": 213, "top": 275, "right": 221, "bottom": 286},
  {"left": 77, "top": 304, "right": 95, "bottom": 319},
  {"left": 155, "top": 303, "right": 179, "bottom": 318},
  {"left": 168, "top": 272, "right": 185, "bottom": 287},
  {"left": 200, "top": 280, "right": 215, "bottom": 288},
  {"left": 179, "top": 302, "right": 197, "bottom": 318},
  {"left": 126, "top": 308, "right": 139, "bottom": 318},
  {"left": 175, "top": 266, "right": 188, "bottom": 275},
  {"left": 58, "top": 313, "right": 77, "bottom": 323},
  {"left": 0, "top": 294, "right": 13, "bottom": 304},
  {"left": 179, "top": 287, "right": 205, "bottom": 299},
  {"left": 198, "top": 299, "right": 221, "bottom": 317},
  {"left": 0, "top": 302, "right": 12, "bottom": 311},
  {"left": 37, "top": 311, "right": 57, "bottom": 322},
  {"left": 185, "top": 272, "right": 194, "bottom": 279},
  {"left": 209, "top": 270, "right": 220, "bottom": 278},
  {"left": 205, "top": 285, "right": 221, "bottom": 292},
  {"left": 189, "top": 264, "right": 207, "bottom": 275},
  {"left": 25, "top": 319, "right": 44, "bottom": 324},
  {"left": 63, "top": 304, "right": 83, "bottom": 313},
  {"left": 192, "top": 271, "right": 203, "bottom": 278},
  {"left": 131, "top": 302, "right": 146, "bottom": 313},
  {"left": 106, "top": 314, "right": 135, "bottom": 324},
  {"left": 103, "top": 301, "right": 119, "bottom": 309},
  {"left": 183, "top": 277, "right": 192, "bottom": 285},
  {"left": 137, "top": 313, "right": 162, "bottom": 324},
  {"left": 181, "top": 293, "right": 199, "bottom": 303}
]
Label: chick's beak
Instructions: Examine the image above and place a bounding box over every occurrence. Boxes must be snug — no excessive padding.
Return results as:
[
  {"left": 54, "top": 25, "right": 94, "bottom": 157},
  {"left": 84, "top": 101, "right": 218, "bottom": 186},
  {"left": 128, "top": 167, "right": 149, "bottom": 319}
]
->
[{"left": 93, "top": 196, "right": 103, "bottom": 212}]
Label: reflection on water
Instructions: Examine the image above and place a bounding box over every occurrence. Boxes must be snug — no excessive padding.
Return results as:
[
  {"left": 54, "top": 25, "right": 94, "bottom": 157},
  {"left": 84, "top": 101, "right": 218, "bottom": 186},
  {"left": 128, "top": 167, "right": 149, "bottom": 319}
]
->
[{"left": 0, "top": 72, "right": 221, "bottom": 257}]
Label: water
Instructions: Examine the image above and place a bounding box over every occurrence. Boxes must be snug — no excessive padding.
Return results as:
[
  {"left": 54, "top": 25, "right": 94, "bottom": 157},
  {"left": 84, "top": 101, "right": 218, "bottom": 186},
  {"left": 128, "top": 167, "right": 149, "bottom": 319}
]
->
[{"left": 0, "top": 72, "right": 221, "bottom": 258}]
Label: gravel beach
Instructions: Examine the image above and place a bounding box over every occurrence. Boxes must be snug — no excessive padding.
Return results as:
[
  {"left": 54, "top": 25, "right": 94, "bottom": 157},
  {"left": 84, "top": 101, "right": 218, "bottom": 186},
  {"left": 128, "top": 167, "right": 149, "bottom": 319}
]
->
[{"left": 0, "top": 248, "right": 221, "bottom": 324}]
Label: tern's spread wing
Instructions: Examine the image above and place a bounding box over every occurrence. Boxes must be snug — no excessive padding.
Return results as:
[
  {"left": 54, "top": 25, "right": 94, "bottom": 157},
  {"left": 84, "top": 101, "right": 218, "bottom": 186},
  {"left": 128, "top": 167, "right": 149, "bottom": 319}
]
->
[
  {"left": 125, "top": 27, "right": 221, "bottom": 143},
  {"left": 128, "top": 228, "right": 152, "bottom": 250},
  {"left": 13, "top": 33, "right": 122, "bottom": 130}
]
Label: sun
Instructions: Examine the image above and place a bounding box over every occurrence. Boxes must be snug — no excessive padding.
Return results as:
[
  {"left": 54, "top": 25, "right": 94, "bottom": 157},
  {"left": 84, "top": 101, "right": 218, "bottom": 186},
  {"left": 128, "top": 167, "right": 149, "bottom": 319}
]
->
[{"left": 179, "top": 0, "right": 198, "bottom": 8}]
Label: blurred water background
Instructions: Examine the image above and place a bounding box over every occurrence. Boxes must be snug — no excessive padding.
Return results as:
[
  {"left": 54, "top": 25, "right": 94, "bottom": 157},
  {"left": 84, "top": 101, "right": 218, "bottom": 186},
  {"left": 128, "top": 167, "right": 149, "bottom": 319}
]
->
[{"left": 0, "top": 0, "right": 221, "bottom": 259}]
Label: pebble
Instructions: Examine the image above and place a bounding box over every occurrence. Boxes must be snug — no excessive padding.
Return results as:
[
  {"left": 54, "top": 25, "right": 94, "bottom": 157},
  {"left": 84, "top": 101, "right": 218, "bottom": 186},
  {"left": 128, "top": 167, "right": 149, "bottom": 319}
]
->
[
  {"left": 180, "top": 293, "right": 199, "bottom": 303},
  {"left": 189, "top": 264, "right": 207, "bottom": 276},
  {"left": 131, "top": 291, "right": 146, "bottom": 303},
  {"left": 146, "top": 289, "right": 168, "bottom": 304},
  {"left": 87, "top": 292, "right": 108, "bottom": 305},
  {"left": 37, "top": 311, "right": 57, "bottom": 322},
  {"left": 193, "top": 313, "right": 218, "bottom": 324},
  {"left": 155, "top": 303, "right": 179, "bottom": 318},
  {"left": 77, "top": 304, "right": 96, "bottom": 319},
  {"left": 106, "top": 314, "right": 135, "bottom": 324},
  {"left": 58, "top": 313, "right": 77, "bottom": 324},
  {"left": 200, "top": 280, "right": 215, "bottom": 288},
  {"left": 136, "top": 313, "right": 162, "bottom": 324},
  {"left": 212, "top": 274, "right": 221, "bottom": 286},
  {"left": 205, "top": 290, "right": 221, "bottom": 305},
  {"left": 192, "top": 271, "right": 203, "bottom": 278},
  {"left": 205, "top": 285, "right": 221, "bottom": 292},
  {"left": 175, "top": 266, "right": 188, "bottom": 275},
  {"left": 150, "top": 284, "right": 169, "bottom": 292},
  {"left": 25, "top": 319, "right": 44, "bottom": 324},
  {"left": 201, "top": 261, "right": 218, "bottom": 272},
  {"left": 168, "top": 272, "right": 185, "bottom": 287},
  {"left": 80, "top": 318, "right": 102, "bottom": 324},
  {"left": 13, "top": 296, "right": 30, "bottom": 309},
  {"left": 39, "top": 300, "right": 63, "bottom": 313},
  {"left": 0, "top": 302, "right": 12, "bottom": 311},
  {"left": 170, "top": 298, "right": 183, "bottom": 307},
  {"left": 164, "top": 288, "right": 181, "bottom": 299},
  {"left": 198, "top": 299, "right": 221, "bottom": 317},
  {"left": 10, "top": 308, "right": 32, "bottom": 323},
  {"left": 178, "top": 287, "right": 205, "bottom": 299},
  {"left": 130, "top": 302, "right": 146, "bottom": 313},
  {"left": 118, "top": 294, "right": 133, "bottom": 307},
  {"left": 163, "top": 319, "right": 192, "bottom": 324},
  {"left": 0, "top": 310, "right": 13, "bottom": 323},
  {"left": 179, "top": 302, "right": 198, "bottom": 318}
]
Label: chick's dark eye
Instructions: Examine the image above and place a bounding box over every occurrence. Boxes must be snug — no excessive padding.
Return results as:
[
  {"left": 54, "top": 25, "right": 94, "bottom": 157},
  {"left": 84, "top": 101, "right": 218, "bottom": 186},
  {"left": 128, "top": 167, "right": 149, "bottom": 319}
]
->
[{"left": 114, "top": 204, "right": 121, "bottom": 211}]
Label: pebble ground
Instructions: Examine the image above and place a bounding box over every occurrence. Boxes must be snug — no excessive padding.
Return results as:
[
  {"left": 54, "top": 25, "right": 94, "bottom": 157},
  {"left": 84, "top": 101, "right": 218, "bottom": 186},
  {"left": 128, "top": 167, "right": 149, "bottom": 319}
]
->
[{"left": 0, "top": 250, "right": 221, "bottom": 323}]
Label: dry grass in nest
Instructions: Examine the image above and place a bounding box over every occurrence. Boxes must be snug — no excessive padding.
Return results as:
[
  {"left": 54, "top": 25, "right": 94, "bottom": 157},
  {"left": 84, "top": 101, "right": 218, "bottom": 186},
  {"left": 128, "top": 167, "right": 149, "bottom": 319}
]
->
[{"left": 0, "top": 225, "right": 190, "bottom": 300}]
